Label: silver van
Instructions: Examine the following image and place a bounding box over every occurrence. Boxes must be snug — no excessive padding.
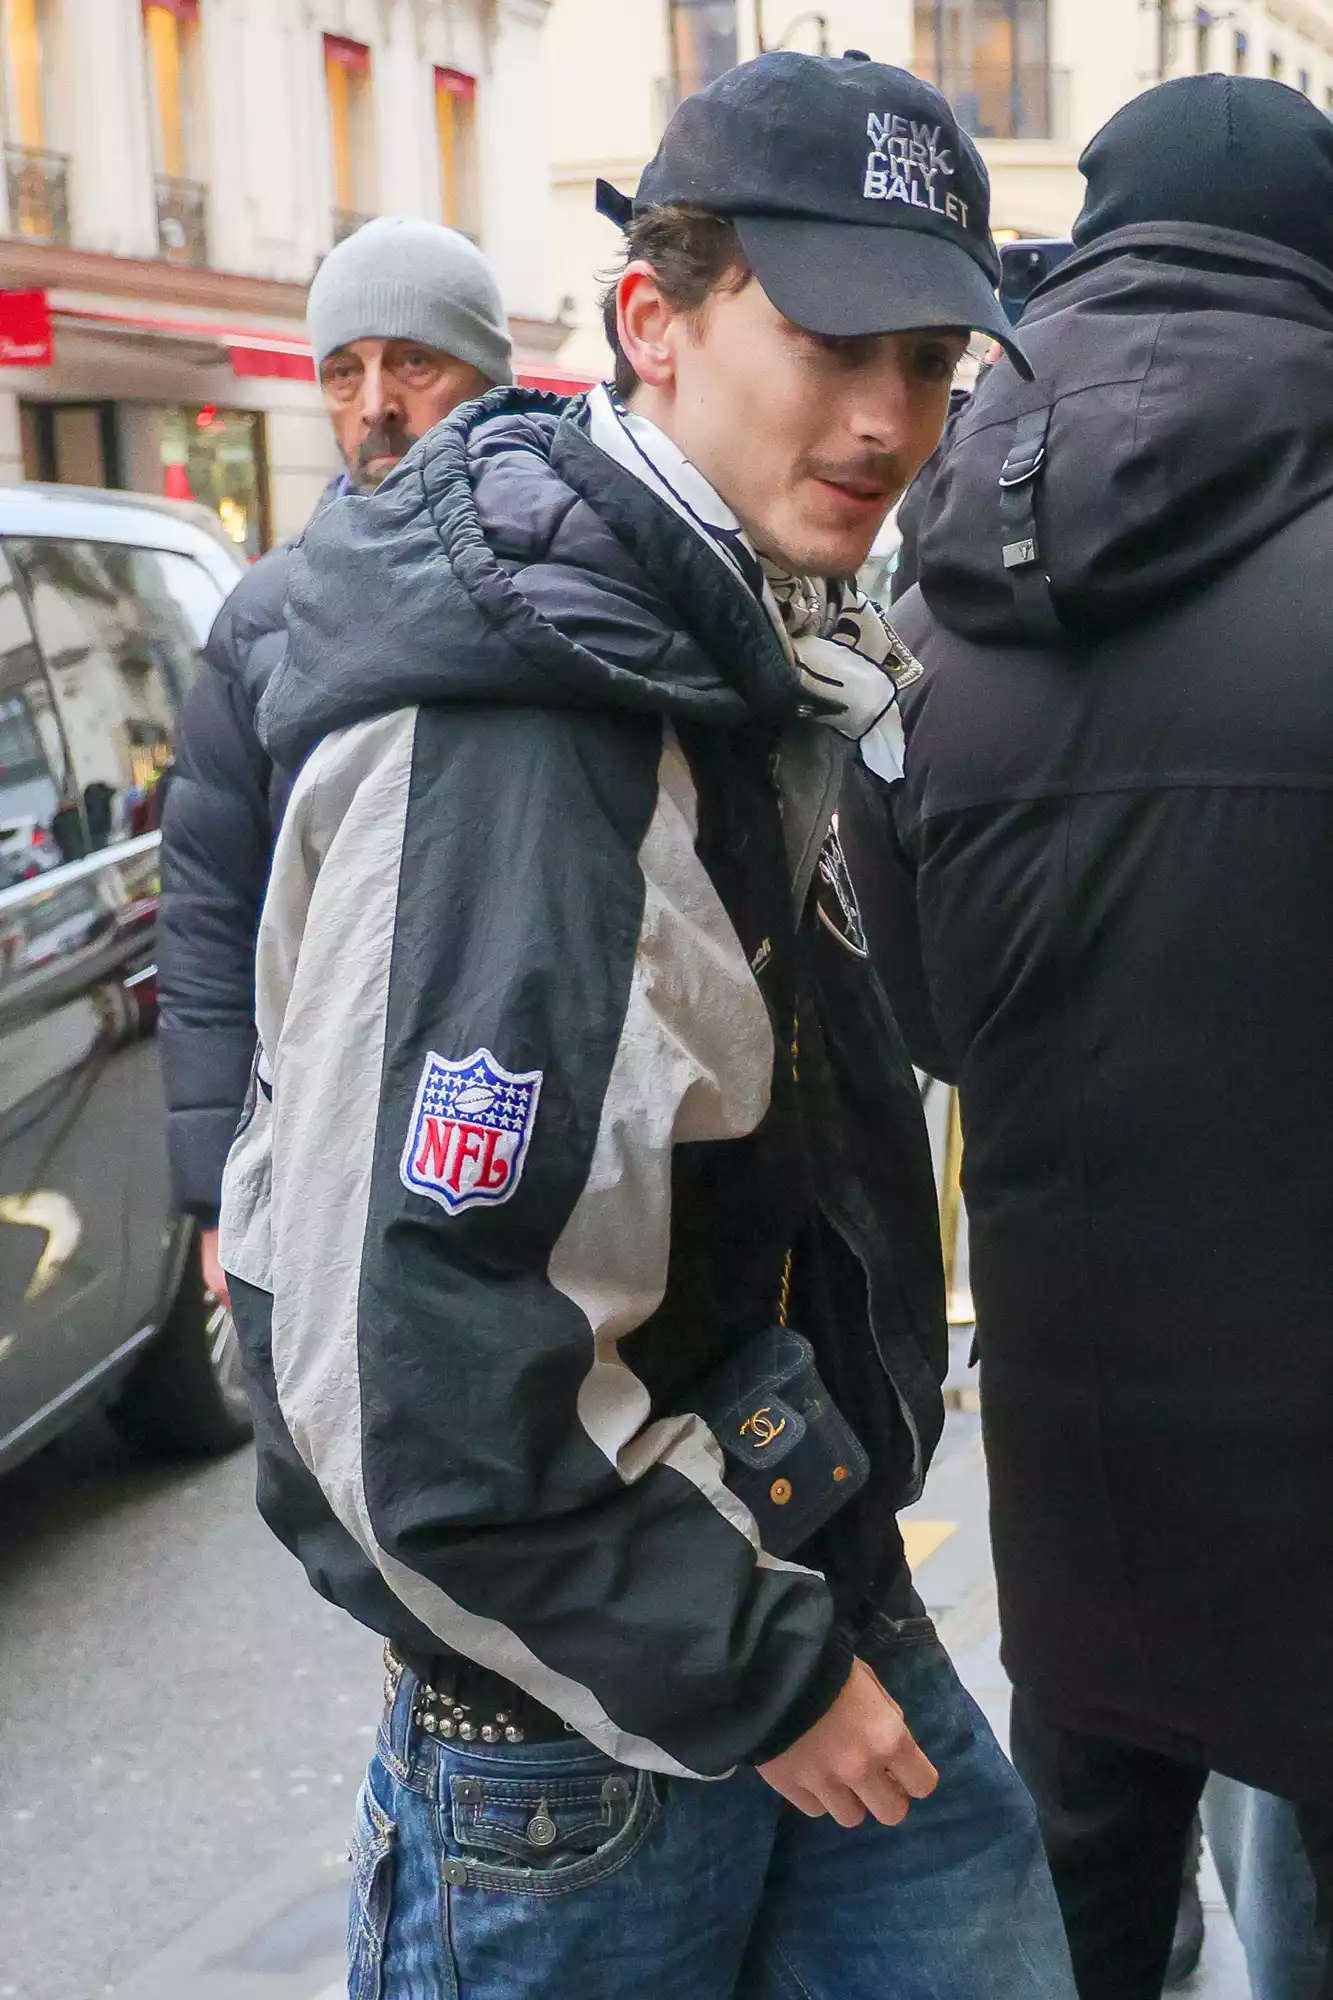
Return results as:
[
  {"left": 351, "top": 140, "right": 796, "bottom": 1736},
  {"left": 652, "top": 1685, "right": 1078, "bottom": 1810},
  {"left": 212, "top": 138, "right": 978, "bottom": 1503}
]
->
[{"left": 0, "top": 483, "right": 251, "bottom": 1472}]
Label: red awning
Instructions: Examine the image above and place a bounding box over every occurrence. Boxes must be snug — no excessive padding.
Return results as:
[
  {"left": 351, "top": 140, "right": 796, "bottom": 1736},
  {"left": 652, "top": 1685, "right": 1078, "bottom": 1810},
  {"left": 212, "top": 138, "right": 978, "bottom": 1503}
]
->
[
  {"left": 50, "top": 300, "right": 597, "bottom": 394},
  {"left": 324, "top": 33, "right": 371, "bottom": 72},
  {"left": 515, "top": 361, "right": 602, "bottom": 396},
  {"left": 229, "top": 340, "right": 319, "bottom": 381},
  {"left": 435, "top": 66, "right": 477, "bottom": 101}
]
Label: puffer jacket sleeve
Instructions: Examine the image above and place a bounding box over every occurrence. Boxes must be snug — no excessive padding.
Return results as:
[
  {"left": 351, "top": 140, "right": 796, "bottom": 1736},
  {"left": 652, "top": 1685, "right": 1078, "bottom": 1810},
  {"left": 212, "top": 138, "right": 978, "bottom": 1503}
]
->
[
  {"left": 157, "top": 560, "right": 286, "bottom": 1218},
  {"left": 222, "top": 699, "right": 853, "bottom": 1779}
]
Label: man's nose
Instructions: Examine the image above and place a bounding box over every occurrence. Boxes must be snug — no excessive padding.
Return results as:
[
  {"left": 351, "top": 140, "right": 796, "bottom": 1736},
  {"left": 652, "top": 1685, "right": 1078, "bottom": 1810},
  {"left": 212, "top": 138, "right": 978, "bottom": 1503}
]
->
[
  {"left": 358, "top": 360, "right": 404, "bottom": 429},
  {"left": 849, "top": 365, "right": 938, "bottom": 480},
  {"left": 849, "top": 369, "right": 914, "bottom": 455}
]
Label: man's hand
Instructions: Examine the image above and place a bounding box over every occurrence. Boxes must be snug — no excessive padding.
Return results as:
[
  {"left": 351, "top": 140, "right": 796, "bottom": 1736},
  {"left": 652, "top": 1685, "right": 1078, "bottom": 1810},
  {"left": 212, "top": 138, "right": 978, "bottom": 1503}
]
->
[
  {"left": 200, "top": 1226, "right": 229, "bottom": 1306},
  {"left": 757, "top": 1656, "right": 938, "bottom": 1828}
]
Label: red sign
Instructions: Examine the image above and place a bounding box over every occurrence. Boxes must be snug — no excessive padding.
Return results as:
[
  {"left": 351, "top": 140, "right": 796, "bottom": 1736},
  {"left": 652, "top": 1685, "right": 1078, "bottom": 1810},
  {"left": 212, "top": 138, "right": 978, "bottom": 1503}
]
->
[
  {"left": 435, "top": 66, "right": 477, "bottom": 102},
  {"left": 0, "top": 290, "right": 53, "bottom": 368}
]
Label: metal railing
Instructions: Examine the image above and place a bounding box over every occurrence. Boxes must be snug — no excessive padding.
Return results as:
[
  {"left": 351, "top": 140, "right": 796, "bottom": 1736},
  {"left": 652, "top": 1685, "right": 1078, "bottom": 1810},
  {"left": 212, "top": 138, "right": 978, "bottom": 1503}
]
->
[
  {"left": 155, "top": 174, "right": 208, "bottom": 265},
  {"left": 4, "top": 144, "right": 70, "bottom": 244},
  {"left": 333, "top": 207, "right": 376, "bottom": 244},
  {"left": 940, "top": 64, "right": 1071, "bottom": 143}
]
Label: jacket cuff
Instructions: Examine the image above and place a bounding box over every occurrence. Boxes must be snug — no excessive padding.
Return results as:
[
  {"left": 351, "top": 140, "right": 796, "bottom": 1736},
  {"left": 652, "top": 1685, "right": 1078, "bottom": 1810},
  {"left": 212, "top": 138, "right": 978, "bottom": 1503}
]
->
[
  {"left": 747, "top": 1624, "right": 857, "bottom": 1766},
  {"left": 166, "top": 1105, "right": 245, "bottom": 1217}
]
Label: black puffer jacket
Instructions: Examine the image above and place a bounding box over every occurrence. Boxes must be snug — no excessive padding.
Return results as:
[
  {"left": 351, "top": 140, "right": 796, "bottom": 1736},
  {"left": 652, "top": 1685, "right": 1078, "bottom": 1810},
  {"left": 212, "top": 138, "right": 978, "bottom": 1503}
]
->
[
  {"left": 219, "top": 389, "right": 947, "bottom": 1778},
  {"left": 158, "top": 480, "right": 341, "bottom": 1218},
  {"left": 878, "top": 224, "right": 1333, "bottom": 1801}
]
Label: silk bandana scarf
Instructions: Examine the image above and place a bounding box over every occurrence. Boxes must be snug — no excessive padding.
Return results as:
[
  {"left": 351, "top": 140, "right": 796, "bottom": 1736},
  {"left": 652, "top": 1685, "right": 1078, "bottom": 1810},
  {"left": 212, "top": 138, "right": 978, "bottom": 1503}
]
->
[{"left": 582, "top": 382, "right": 920, "bottom": 785}]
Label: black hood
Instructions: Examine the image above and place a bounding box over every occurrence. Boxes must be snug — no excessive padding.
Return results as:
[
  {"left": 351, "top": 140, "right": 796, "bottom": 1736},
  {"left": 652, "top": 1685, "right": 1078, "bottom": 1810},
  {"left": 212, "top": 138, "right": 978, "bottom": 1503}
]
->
[
  {"left": 259, "top": 388, "right": 803, "bottom": 769},
  {"left": 913, "top": 223, "right": 1333, "bottom": 645}
]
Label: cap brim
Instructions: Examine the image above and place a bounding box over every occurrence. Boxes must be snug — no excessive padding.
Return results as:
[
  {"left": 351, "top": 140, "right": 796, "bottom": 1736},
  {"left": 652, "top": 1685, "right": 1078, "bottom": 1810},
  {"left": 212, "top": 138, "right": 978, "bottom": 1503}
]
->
[{"left": 734, "top": 215, "right": 1033, "bottom": 379}]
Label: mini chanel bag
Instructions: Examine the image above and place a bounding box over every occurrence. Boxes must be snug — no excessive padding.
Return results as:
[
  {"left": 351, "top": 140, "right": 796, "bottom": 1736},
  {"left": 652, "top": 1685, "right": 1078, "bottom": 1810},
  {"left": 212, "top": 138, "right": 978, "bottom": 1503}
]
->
[{"left": 691, "top": 1325, "right": 870, "bottom": 1560}]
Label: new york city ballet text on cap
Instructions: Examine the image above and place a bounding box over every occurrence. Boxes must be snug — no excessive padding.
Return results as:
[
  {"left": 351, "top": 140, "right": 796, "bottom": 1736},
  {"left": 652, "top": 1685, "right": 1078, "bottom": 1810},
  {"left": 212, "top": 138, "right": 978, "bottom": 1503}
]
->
[{"left": 863, "top": 113, "right": 969, "bottom": 228}]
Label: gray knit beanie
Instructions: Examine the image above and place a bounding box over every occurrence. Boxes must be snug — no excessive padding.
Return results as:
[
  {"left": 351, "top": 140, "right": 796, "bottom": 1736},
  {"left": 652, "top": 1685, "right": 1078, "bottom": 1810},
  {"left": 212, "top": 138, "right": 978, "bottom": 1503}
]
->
[{"left": 306, "top": 216, "right": 513, "bottom": 384}]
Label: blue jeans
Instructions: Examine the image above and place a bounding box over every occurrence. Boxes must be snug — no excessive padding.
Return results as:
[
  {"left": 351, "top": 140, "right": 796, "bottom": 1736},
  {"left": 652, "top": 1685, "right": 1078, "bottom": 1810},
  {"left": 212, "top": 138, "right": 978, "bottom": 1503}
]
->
[
  {"left": 348, "top": 1608, "right": 1077, "bottom": 1998},
  {"left": 1202, "top": 1777, "right": 1325, "bottom": 2000}
]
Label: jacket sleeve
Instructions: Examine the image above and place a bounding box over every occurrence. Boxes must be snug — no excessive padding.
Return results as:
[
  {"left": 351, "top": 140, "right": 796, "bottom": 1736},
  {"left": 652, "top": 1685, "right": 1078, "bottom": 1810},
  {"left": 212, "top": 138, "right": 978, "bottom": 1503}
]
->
[
  {"left": 157, "top": 633, "right": 280, "bottom": 1218},
  {"left": 238, "top": 701, "right": 852, "bottom": 1779}
]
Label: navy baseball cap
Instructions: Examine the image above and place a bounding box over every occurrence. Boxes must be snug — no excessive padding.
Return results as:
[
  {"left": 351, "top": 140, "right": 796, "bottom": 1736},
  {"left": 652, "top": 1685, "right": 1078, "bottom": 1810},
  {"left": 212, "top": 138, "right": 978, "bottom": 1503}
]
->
[{"left": 597, "top": 50, "right": 1031, "bottom": 377}]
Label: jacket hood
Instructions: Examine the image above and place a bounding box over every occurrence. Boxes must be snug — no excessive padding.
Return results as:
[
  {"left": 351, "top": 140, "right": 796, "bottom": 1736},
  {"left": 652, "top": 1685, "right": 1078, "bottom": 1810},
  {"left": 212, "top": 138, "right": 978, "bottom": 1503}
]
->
[
  {"left": 913, "top": 223, "right": 1333, "bottom": 645},
  {"left": 259, "top": 388, "right": 803, "bottom": 769}
]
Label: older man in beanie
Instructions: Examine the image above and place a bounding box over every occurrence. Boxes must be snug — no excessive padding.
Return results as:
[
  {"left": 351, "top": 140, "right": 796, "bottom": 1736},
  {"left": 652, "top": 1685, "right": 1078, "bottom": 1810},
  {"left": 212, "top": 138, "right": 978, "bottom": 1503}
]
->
[
  {"left": 158, "top": 219, "right": 512, "bottom": 1302},
  {"left": 858, "top": 71, "right": 1333, "bottom": 1999}
]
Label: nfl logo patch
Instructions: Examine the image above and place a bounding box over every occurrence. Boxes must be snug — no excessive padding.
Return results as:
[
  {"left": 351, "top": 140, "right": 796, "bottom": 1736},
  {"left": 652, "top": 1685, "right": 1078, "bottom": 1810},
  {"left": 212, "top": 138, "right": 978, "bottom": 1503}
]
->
[{"left": 400, "top": 1048, "right": 543, "bottom": 1216}]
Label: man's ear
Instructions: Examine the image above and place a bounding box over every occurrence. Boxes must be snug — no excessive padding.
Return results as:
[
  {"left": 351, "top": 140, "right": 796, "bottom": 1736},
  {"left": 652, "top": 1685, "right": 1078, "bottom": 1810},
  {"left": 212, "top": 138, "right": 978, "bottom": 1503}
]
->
[{"left": 617, "top": 262, "right": 677, "bottom": 392}]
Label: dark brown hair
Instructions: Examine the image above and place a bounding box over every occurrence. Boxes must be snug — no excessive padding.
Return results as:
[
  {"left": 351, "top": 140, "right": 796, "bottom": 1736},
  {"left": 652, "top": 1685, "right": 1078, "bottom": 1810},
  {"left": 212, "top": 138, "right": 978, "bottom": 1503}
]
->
[{"left": 599, "top": 205, "right": 752, "bottom": 400}]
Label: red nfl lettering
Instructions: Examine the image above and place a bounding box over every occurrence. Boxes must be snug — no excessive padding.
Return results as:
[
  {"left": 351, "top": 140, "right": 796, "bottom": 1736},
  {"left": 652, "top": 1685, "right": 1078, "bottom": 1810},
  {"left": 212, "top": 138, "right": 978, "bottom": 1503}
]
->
[
  {"left": 413, "top": 1116, "right": 512, "bottom": 1199},
  {"left": 414, "top": 1116, "right": 451, "bottom": 1183}
]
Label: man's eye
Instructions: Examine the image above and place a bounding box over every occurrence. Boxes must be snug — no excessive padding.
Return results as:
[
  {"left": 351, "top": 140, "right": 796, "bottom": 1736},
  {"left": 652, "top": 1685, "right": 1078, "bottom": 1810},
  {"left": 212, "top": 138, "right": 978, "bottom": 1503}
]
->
[{"left": 913, "top": 346, "right": 960, "bottom": 382}]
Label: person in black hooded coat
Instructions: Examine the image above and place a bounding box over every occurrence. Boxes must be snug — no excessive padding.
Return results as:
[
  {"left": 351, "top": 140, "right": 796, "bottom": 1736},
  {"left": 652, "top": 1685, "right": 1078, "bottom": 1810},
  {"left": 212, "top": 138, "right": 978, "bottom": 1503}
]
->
[{"left": 855, "top": 73, "right": 1333, "bottom": 1999}]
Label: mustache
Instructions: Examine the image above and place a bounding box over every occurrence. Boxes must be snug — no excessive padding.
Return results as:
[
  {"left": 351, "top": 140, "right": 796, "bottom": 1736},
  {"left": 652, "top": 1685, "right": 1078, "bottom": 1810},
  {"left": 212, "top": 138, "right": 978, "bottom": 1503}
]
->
[
  {"left": 799, "top": 451, "right": 904, "bottom": 500},
  {"left": 357, "top": 419, "right": 419, "bottom": 468}
]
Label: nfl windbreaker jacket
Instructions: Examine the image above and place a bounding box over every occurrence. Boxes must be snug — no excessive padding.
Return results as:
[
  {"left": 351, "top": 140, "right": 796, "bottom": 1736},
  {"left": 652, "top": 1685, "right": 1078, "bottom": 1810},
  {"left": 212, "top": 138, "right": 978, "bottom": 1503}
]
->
[{"left": 220, "top": 387, "right": 946, "bottom": 1780}]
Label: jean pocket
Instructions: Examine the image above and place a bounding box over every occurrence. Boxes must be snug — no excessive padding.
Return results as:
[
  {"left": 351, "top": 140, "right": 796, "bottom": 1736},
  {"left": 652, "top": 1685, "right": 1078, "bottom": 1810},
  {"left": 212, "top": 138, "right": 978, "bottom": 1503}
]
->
[
  {"left": 348, "top": 1771, "right": 396, "bottom": 2000},
  {"left": 444, "top": 1760, "right": 658, "bottom": 1898}
]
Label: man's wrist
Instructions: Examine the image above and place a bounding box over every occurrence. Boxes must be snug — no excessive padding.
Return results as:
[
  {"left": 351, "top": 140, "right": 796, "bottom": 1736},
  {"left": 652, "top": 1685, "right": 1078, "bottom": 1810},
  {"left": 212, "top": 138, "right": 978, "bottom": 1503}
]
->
[{"left": 748, "top": 1625, "right": 856, "bottom": 1766}]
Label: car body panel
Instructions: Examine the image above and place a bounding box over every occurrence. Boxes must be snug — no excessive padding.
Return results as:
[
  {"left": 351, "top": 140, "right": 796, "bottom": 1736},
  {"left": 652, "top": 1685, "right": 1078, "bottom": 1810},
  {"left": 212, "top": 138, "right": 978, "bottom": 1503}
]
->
[{"left": 0, "top": 485, "right": 244, "bottom": 1472}]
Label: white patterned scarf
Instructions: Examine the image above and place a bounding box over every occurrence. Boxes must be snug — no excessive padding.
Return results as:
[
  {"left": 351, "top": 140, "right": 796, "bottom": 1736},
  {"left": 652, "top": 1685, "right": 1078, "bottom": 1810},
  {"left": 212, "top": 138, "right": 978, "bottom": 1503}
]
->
[{"left": 583, "top": 384, "right": 919, "bottom": 786}]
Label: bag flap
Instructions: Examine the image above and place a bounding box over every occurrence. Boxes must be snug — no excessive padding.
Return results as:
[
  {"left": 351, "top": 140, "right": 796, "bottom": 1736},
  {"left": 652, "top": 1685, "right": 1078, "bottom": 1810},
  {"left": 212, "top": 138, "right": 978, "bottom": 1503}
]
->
[{"left": 693, "top": 1326, "right": 815, "bottom": 1469}]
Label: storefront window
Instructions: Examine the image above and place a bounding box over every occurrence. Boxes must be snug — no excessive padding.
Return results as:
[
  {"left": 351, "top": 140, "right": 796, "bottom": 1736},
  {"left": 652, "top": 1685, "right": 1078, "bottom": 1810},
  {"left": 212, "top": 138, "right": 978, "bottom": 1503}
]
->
[{"left": 159, "top": 404, "right": 269, "bottom": 558}]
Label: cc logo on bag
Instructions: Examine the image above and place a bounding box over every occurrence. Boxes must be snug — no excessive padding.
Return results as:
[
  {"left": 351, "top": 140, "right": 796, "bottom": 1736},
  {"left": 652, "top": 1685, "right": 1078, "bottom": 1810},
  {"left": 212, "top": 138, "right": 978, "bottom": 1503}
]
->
[{"left": 740, "top": 1406, "right": 787, "bottom": 1448}]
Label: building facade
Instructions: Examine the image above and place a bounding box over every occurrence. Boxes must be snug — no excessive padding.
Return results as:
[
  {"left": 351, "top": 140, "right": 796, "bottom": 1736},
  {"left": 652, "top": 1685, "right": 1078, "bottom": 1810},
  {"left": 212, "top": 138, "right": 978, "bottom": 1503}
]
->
[
  {"left": 548, "top": 0, "right": 1333, "bottom": 380},
  {"left": 0, "top": 0, "right": 561, "bottom": 546}
]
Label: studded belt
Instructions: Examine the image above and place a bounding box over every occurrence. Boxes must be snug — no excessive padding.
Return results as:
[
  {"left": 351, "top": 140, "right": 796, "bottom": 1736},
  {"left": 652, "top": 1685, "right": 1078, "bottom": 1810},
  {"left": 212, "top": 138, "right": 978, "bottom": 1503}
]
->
[{"left": 383, "top": 1642, "right": 574, "bottom": 1748}]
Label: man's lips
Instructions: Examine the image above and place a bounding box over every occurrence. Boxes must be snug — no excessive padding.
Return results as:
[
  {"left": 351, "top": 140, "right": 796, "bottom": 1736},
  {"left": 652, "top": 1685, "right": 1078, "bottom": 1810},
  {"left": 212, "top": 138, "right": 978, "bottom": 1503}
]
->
[{"left": 810, "top": 474, "right": 894, "bottom": 511}]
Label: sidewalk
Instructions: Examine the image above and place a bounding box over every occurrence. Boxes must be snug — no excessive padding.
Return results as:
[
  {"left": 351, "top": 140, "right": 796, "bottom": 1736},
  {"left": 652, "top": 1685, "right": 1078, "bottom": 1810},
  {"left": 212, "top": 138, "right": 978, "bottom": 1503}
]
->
[{"left": 113, "top": 1342, "right": 1256, "bottom": 2000}]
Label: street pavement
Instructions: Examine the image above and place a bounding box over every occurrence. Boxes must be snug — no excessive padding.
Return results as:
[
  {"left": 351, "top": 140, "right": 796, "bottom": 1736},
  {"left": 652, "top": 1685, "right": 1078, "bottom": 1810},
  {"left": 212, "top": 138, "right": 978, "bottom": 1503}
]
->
[{"left": 0, "top": 1344, "right": 1255, "bottom": 2000}]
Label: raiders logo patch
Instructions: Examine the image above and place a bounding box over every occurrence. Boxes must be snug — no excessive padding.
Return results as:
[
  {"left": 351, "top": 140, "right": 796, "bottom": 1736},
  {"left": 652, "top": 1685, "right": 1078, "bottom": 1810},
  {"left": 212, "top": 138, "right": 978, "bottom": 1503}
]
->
[
  {"left": 400, "top": 1049, "right": 543, "bottom": 1216},
  {"left": 816, "top": 820, "right": 869, "bottom": 959}
]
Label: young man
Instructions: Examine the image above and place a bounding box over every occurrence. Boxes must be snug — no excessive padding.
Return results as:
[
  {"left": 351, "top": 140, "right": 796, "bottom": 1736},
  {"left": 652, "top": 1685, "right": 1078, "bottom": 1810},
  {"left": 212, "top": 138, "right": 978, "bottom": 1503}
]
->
[
  {"left": 220, "top": 53, "right": 1077, "bottom": 1998},
  {"left": 158, "top": 217, "right": 512, "bottom": 1301},
  {"left": 867, "top": 72, "right": 1333, "bottom": 1999}
]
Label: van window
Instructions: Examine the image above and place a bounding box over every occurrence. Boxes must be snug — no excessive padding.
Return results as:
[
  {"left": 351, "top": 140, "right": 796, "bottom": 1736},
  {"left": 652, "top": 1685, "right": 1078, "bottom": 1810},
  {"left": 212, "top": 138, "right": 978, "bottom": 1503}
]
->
[
  {"left": 6, "top": 540, "right": 224, "bottom": 849},
  {"left": 0, "top": 546, "right": 80, "bottom": 888}
]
